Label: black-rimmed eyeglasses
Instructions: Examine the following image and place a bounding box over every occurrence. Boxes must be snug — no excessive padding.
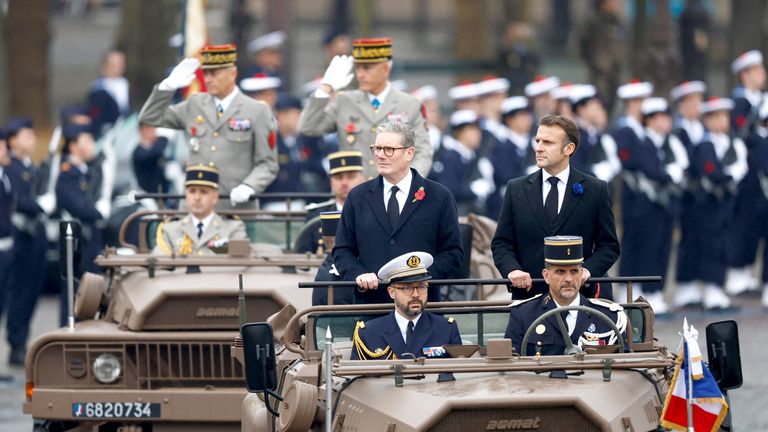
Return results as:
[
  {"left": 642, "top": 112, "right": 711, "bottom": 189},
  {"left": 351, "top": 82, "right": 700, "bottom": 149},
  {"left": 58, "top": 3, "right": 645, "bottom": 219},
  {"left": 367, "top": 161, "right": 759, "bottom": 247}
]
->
[
  {"left": 390, "top": 284, "right": 429, "bottom": 295},
  {"left": 369, "top": 145, "right": 408, "bottom": 157}
]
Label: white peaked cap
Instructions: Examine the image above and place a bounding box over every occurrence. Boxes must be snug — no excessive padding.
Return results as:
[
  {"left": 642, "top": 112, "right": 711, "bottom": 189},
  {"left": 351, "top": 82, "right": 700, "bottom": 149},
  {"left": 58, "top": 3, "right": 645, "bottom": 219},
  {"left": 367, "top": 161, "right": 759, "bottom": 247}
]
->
[
  {"left": 701, "top": 97, "right": 734, "bottom": 114},
  {"left": 411, "top": 85, "right": 438, "bottom": 101},
  {"left": 525, "top": 76, "right": 560, "bottom": 98},
  {"left": 617, "top": 80, "right": 653, "bottom": 100},
  {"left": 731, "top": 50, "right": 763, "bottom": 74}
]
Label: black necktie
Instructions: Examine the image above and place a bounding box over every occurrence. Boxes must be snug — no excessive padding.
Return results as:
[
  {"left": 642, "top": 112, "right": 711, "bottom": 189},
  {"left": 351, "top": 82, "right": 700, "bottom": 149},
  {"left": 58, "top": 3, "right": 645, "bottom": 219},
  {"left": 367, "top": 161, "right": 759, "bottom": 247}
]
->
[
  {"left": 545, "top": 176, "right": 559, "bottom": 228},
  {"left": 387, "top": 186, "right": 400, "bottom": 229},
  {"left": 406, "top": 320, "right": 414, "bottom": 346},
  {"left": 197, "top": 222, "right": 204, "bottom": 238}
]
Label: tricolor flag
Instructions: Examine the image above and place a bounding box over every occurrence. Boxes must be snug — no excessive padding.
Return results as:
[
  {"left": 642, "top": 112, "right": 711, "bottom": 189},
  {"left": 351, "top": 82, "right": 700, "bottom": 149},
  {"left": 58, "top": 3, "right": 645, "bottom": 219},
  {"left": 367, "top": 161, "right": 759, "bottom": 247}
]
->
[
  {"left": 660, "top": 318, "right": 728, "bottom": 432},
  {"left": 182, "top": 0, "right": 208, "bottom": 97}
]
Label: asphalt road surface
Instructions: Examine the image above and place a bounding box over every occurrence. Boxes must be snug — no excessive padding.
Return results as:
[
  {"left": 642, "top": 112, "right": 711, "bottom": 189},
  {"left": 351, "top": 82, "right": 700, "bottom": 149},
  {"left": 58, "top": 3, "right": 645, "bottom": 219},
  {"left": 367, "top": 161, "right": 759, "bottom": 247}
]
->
[{"left": 0, "top": 294, "right": 766, "bottom": 431}]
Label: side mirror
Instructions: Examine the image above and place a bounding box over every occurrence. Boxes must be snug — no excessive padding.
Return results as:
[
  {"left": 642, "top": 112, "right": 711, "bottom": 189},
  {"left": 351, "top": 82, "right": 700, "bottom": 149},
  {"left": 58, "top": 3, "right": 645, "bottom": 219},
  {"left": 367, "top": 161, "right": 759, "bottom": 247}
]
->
[
  {"left": 706, "top": 320, "right": 743, "bottom": 391},
  {"left": 59, "top": 221, "right": 82, "bottom": 278},
  {"left": 242, "top": 322, "right": 278, "bottom": 393}
]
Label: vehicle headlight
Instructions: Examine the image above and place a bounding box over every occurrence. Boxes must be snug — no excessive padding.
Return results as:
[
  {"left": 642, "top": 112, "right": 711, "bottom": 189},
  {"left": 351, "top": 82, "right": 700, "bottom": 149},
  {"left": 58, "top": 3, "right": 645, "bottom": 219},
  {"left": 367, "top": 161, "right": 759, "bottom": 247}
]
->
[{"left": 92, "top": 353, "right": 121, "bottom": 384}]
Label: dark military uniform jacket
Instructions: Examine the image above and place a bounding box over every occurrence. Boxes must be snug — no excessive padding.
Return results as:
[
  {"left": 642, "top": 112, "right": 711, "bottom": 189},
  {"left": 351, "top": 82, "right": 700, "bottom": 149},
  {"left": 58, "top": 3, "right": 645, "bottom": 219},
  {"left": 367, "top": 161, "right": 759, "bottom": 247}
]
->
[
  {"left": 504, "top": 293, "right": 627, "bottom": 356},
  {"left": 351, "top": 310, "right": 462, "bottom": 360},
  {"left": 139, "top": 86, "right": 278, "bottom": 198},
  {"left": 298, "top": 86, "right": 433, "bottom": 179}
]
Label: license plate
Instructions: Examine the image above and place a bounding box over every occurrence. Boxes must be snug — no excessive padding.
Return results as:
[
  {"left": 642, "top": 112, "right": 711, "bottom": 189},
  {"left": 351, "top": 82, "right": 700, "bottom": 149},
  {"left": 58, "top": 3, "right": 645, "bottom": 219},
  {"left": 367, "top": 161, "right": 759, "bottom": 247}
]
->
[{"left": 72, "top": 402, "right": 161, "bottom": 418}]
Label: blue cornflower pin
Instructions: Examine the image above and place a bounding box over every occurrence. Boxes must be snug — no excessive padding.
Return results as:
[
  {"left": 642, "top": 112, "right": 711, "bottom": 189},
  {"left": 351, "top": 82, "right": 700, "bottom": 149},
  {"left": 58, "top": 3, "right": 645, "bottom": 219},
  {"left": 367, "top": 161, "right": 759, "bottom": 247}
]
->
[{"left": 572, "top": 183, "right": 584, "bottom": 196}]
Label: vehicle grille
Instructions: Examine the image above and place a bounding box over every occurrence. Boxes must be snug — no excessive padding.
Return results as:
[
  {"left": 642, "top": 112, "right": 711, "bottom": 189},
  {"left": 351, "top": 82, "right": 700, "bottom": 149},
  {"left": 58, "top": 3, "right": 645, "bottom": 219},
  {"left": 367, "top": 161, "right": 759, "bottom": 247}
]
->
[
  {"left": 58, "top": 341, "right": 245, "bottom": 389},
  {"left": 428, "top": 407, "right": 600, "bottom": 432},
  {"left": 129, "top": 342, "right": 245, "bottom": 389}
]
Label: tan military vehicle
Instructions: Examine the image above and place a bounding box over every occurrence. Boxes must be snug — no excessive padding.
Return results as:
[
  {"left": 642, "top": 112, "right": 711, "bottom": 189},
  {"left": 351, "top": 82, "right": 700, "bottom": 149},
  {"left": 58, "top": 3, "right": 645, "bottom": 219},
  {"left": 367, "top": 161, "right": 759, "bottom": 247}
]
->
[
  {"left": 238, "top": 286, "right": 743, "bottom": 431},
  {"left": 23, "top": 207, "right": 324, "bottom": 432}
]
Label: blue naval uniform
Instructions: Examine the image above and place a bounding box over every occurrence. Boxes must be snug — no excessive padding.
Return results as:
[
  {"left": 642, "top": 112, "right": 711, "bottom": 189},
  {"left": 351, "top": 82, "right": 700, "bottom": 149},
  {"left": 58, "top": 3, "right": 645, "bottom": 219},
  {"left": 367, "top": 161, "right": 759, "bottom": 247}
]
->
[
  {"left": 676, "top": 133, "right": 747, "bottom": 286},
  {"left": 428, "top": 136, "right": 495, "bottom": 217},
  {"left": 262, "top": 132, "right": 305, "bottom": 204},
  {"left": 618, "top": 130, "right": 687, "bottom": 293},
  {"left": 729, "top": 86, "right": 763, "bottom": 138},
  {"left": 727, "top": 88, "right": 767, "bottom": 273},
  {"left": 673, "top": 117, "right": 705, "bottom": 158},
  {"left": 351, "top": 310, "right": 461, "bottom": 360},
  {"left": 56, "top": 157, "right": 104, "bottom": 275},
  {"left": 0, "top": 167, "right": 13, "bottom": 319},
  {"left": 575, "top": 125, "right": 619, "bottom": 184},
  {"left": 132, "top": 137, "right": 169, "bottom": 193},
  {"left": 5, "top": 156, "right": 47, "bottom": 353},
  {"left": 504, "top": 294, "right": 626, "bottom": 356},
  {"left": 489, "top": 130, "right": 530, "bottom": 219},
  {"left": 727, "top": 126, "right": 768, "bottom": 281}
]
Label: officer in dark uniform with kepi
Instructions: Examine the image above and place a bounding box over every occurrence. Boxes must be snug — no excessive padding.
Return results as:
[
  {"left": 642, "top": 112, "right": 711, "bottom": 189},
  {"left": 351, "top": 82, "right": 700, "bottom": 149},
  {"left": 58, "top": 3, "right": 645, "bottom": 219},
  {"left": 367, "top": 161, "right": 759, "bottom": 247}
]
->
[
  {"left": 294, "top": 150, "right": 365, "bottom": 255},
  {"left": 504, "top": 236, "right": 627, "bottom": 356},
  {"left": 351, "top": 251, "right": 462, "bottom": 360},
  {"left": 310, "top": 211, "right": 354, "bottom": 306}
]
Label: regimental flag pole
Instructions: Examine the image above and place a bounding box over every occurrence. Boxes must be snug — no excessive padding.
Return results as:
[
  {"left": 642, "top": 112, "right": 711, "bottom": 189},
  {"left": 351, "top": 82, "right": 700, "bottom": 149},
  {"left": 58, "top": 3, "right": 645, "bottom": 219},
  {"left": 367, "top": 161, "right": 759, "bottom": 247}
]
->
[
  {"left": 325, "top": 326, "right": 333, "bottom": 432},
  {"left": 685, "top": 318, "right": 694, "bottom": 432}
]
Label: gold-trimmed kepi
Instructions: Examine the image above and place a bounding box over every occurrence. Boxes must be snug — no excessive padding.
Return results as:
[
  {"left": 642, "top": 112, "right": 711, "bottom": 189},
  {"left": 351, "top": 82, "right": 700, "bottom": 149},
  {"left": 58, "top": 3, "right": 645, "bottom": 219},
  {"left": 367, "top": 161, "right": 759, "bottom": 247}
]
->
[
  {"left": 328, "top": 151, "right": 363, "bottom": 175},
  {"left": 200, "top": 44, "right": 237, "bottom": 69},
  {"left": 377, "top": 251, "right": 434, "bottom": 284},
  {"left": 544, "top": 235, "right": 584, "bottom": 265},
  {"left": 185, "top": 165, "right": 220, "bottom": 189},
  {"left": 319, "top": 211, "right": 342, "bottom": 237},
  {"left": 352, "top": 37, "right": 393, "bottom": 63}
]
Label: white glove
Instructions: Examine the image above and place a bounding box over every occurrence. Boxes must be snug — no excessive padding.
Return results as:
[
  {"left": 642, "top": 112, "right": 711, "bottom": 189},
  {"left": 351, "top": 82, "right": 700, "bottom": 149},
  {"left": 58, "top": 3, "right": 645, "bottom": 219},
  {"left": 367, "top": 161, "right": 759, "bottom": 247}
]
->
[
  {"left": 229, "top": 184, "right": 255, "bottom": 205},
  {"left": 37, "top": 193, "right": 56, "bottom": 215},
  {"left": 163, "top": 161, "right": 184, "bottom": 185},
  {"left": 159, "top": 58, "right": 200, "bottom": 91},
  {"left": 95, "top": 199, "right": 111, "bottom": 220},
  {"left": 321, "top": 55, "right": 354, "bottom": 92},
  {"left": 666, "top": 164, "right": 684, "bottom": 184},
  {"left": 469, "top": 179, "right": 492, "bottom": 199}
]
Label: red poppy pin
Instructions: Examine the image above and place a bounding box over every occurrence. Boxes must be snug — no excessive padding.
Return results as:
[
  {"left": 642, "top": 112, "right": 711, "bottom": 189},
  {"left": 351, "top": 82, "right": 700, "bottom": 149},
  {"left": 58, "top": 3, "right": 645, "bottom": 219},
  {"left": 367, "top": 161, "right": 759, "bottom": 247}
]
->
[
  {"left": 345, "top": 122, "right": 358, "bottom": 134},
  {"left": 412, "top": 186, "right": 426, "bottom": 203}
]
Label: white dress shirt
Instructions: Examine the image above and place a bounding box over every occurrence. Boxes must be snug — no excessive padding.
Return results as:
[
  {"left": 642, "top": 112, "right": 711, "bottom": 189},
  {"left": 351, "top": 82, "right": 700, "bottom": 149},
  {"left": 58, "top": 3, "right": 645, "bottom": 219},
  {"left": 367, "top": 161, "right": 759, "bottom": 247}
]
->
[
  {"left": 367, "top": 82, "right": 391, "bottom": 106},
  {"left": 191, "top": 213, "right": 215, "bottom": 235},
  {"left": 214, "top": 87, "right": 239, "bottom": 112},
  {"left": 394, "top": 311, "right": 422, "bottom": 344},
  {"left": 382, "top": 169, "right": 413, "bottom": 214},
  {"left": 553, "top": 295, "right": 581, "bottom": 336},
  {"left": 541, "top": 165, "right": 570, "bottom": 214}
]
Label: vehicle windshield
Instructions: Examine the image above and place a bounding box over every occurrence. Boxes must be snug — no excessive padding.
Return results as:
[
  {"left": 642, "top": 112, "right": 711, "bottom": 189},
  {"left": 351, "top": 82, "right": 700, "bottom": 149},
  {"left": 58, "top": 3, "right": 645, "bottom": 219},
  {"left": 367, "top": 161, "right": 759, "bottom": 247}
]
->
[
  {"left": 312, "top": 306, "right": 511, "bottom": 351},
  {"left": 311, "top": 303, "right": 649, "bottom": 353}
]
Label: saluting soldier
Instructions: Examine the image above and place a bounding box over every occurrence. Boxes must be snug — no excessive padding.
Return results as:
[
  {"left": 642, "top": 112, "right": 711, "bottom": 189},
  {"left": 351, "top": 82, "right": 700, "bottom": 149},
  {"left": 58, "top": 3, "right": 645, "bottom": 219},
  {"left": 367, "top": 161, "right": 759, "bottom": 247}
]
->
[
  {"left": 504, "top": 236, "right": 627, "bottom": 356},
  {"left": 351, "top": 251, "right": 462, "bottom": 360},
  {"left": 618, "top": 98, "right": 689, "bottom": 312},
  {"left": 674, "top": 98, "right": 747, "bottom": 310},
  {"left": 298, "top": 37, "right": 432, "bottom": 179},
  {"left": 154, "top": 165, "right": 247, "bottom": 257},
  {"left": 140, "top": 44, "right": 278, "bottom": 208},
  {"left": 725, "top": 51, "right": 767, "bottom": 295}
]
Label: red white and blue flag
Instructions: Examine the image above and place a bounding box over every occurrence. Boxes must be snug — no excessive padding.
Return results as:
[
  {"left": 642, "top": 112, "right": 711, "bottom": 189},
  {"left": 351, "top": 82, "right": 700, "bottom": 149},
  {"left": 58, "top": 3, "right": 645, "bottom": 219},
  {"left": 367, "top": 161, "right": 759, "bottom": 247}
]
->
[{"left": 660, "top": 318, "right": 728, "bottom": 431}]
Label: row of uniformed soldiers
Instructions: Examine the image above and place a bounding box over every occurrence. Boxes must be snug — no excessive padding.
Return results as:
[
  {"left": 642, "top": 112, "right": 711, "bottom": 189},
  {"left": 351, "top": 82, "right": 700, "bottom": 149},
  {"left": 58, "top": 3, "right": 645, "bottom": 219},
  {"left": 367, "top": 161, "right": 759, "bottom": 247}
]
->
[
  {"left": 413, "top": 50, "right": 767, "bottom": 311},
  {"left": 0, "top": 115, "right": 108, "bottom": 366}
]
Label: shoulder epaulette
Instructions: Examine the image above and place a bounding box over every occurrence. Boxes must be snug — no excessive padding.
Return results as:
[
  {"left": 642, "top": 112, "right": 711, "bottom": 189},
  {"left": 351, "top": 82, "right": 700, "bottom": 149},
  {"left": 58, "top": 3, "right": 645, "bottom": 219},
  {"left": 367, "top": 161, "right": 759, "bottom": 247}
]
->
[
  {"left": 589, "top": 297, "right": 624, "bottom": 312},
  {"left": 304, "top": 199, "right": 335, "bottom": 211},
  {"left": 509, "top": 293, "right": 542, "bottom": 307}
]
